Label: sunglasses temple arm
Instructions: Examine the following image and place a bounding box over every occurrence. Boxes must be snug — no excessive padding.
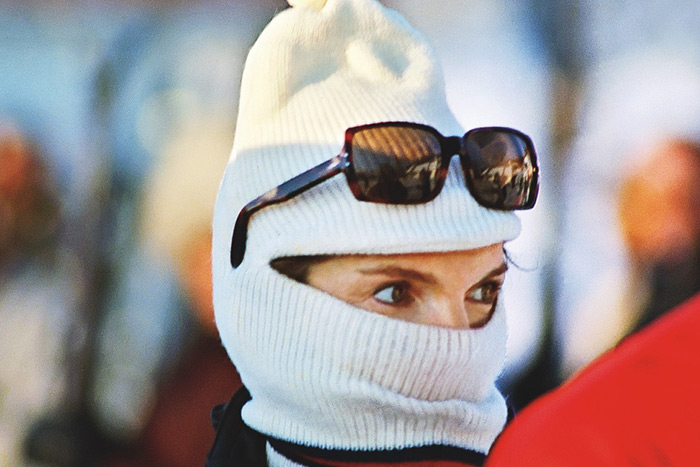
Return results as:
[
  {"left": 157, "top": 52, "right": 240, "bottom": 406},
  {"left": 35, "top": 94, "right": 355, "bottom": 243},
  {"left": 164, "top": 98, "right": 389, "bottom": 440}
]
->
[{"left": 230, "top": 154, "right": 348, "bottom": 268}]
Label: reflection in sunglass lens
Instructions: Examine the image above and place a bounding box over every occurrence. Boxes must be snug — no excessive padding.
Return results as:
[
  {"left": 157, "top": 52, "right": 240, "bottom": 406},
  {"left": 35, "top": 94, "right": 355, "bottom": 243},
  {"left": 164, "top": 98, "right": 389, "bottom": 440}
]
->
[
  {"left": 462, "top": 129, "right": 536, "bottom": 209},
  {"left": 350, "top": 126, "right": 443, "bottom": 203}
]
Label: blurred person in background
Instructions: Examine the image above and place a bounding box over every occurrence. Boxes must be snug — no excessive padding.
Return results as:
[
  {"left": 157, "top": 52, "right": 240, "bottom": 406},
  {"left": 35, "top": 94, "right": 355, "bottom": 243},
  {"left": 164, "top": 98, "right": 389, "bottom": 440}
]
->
[
  {"left": 0, "top": 121, "right": 61, "bottom": 269},
  {"left": 616, "top": 139, "right": 700, "bottom": 332},
  {"left": 561, "top": 136, "right": 700, "bottom": 376},
  {"left": 556, "top": 52, "right": 700, "bottom": 379},
  {"left": 0, "top": 120, "right": 77, "bottom": 465},
  {"left": 85, "top": 5, "right": 267, "bottom": 464},
  {"left": 97, "top": 123, "right": 241, "bottom": 467}
]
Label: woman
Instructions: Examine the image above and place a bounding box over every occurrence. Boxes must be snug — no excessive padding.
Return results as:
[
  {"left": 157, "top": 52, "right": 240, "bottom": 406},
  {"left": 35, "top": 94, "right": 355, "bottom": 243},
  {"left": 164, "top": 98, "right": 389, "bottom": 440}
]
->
[{"left": 208, "top": 0, "right": 539, "bottom": 465}]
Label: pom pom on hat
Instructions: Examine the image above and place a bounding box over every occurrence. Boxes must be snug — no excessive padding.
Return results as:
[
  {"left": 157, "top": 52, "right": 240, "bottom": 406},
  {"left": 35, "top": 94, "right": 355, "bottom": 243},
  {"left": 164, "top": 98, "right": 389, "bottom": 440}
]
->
[{"left": 287, "top": 0, "right": 327, "bottom": 10}]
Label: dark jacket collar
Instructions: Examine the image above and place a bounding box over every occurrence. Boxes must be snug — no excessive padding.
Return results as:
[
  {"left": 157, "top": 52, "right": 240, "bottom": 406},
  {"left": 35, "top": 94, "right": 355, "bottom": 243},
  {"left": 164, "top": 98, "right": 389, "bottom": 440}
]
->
[{"left": 207, "top": 387, "right": 267, "bottom": 466}]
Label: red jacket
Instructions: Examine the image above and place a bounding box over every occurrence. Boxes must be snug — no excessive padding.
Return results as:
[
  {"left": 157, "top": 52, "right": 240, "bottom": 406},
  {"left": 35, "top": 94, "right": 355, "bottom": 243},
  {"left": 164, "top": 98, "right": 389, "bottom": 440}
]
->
[{"left": 486, "top": 293, "right": 700, "bottom": 466}]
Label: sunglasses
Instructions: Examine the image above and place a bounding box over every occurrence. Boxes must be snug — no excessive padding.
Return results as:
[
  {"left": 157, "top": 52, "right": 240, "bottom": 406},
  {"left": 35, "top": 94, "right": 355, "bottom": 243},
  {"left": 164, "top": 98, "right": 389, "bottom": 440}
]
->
[{"left": 230, "top": 121, "right": 538, "bottom": 268}]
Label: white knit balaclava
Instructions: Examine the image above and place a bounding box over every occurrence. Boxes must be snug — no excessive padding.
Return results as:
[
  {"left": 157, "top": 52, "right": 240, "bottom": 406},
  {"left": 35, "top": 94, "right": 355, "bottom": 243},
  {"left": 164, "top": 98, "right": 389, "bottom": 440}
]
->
[{"left": 212, "top": 0, "right": 522, "bottom": 461}]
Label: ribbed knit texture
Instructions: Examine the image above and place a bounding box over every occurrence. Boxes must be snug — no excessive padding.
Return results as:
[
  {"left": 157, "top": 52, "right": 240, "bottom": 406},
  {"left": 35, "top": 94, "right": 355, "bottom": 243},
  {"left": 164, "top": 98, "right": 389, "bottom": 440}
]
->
[
  {"left": 216, "top": 266, "right": 508, "bottom": 453},
  {"left": 212, "top": 0, "right": 517, "bottom": 458}
]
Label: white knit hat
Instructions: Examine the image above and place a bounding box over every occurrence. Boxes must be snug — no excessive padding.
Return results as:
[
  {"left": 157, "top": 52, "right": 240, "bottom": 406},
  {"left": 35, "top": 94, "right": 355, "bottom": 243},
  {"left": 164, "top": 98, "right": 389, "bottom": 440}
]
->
[
  {"left": 212, "top": 0, "right": 518, "bottom": 458},
  {"left": 215, "top": 0, "right": 520, "bottom": 266}
]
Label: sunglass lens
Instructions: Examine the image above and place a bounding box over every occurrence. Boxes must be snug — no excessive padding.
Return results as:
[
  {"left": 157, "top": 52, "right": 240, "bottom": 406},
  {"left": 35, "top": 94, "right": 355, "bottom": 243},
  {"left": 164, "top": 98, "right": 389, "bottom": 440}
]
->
[
  {"left": 462, "top": 129, "right": 537, "bottom": 209},
  {"left": 350, "top": 126, "right": 444, "bottom": 204}
]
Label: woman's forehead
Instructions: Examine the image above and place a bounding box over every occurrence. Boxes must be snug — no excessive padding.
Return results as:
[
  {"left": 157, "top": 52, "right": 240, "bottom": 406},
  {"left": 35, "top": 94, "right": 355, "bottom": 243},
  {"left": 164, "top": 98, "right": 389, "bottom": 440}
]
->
[{"left": 318, "top": 244, "right": 506, "bottom": 276}]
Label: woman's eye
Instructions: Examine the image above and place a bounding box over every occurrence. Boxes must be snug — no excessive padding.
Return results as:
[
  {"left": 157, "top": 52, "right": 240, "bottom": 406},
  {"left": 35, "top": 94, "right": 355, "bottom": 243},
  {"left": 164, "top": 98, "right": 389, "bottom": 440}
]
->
[
  {"left": 467, "top": 281, "right": 502, "bottom": 305},
  {"left": 373, "top": 283, "right": 408, "bottom": 305}
]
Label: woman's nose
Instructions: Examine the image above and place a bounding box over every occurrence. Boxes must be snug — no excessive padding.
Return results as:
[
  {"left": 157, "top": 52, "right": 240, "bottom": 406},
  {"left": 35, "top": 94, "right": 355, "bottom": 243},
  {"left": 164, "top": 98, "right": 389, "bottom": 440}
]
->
[{"left": 424, "top": 294, "right": 470, "bottom": 329}]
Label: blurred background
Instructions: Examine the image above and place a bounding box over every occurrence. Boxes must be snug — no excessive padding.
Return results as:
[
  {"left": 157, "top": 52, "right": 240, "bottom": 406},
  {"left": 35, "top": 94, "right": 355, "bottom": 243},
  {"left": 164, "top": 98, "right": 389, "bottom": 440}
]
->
[{"left": 2, "top": 0, "right": 700, "bottom": 465}]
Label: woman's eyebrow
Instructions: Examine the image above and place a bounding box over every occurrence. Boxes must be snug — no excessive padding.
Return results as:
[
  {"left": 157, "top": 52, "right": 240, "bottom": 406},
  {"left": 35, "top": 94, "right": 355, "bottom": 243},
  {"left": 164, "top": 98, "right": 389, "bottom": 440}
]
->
[
  {"left": 479, "top": 262, "right": 509, "bottom": 282},
  {"left": 357, "top": 266, "right": 439, "bottom": 285},
  {"left": 358, "top": 261, "right": 508, "bottom": 285}
]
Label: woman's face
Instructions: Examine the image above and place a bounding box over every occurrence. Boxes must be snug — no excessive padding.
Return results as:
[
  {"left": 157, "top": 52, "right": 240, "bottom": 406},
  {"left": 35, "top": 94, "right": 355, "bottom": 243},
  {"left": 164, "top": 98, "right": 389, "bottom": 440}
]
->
[{"left": 305, "top": 243, "right": 506, "bottom": 329}]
